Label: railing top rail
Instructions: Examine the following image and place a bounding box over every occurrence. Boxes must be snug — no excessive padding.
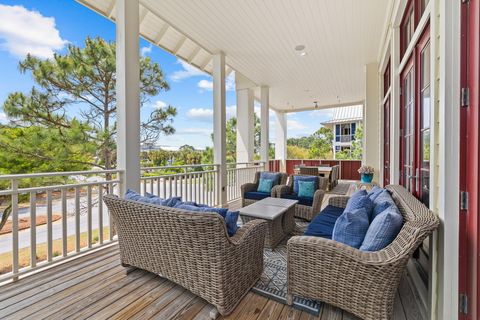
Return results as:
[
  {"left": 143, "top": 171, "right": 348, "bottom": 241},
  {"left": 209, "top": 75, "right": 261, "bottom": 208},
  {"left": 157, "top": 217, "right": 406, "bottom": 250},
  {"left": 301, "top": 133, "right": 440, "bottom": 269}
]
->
[
  {"left": 141, "top": 164, "right": 219, "bottom": 171},
  {"left": 0, "top": 179, "right": 121, "bottom": 196},
  {"left": 141, "top": 170, "right": 218, "bottom": 179},
  {"left": 0, "top": 169, "right": 123, "bottom": 181}
]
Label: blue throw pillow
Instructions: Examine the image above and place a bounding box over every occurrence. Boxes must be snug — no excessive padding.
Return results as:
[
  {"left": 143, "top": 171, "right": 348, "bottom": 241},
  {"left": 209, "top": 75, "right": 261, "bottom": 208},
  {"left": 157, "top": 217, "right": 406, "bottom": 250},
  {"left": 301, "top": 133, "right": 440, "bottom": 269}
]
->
[
  {"left": 293, "top": 176, "right": 318, "bottom": 194},
  {"left": 344, "top": 194, "right": 374, "bottom": 220},
  {"left": 125, "top": 190, "right": 181, "bottom": 207},
  {"left": 373, "top": 189, "right": 395, "bottom": 206},
  {"left": 360, "top": 205, "right": 403, "bottom": 252},
  {"left": 257, "top": 178, "right": 274, "bottom": 193},
  {"left": 260, "top": 172, "right": 281, "bottom": 185},
  {"left": 174, "top": 203, "right": 228, "bottom": 217},
  {"left": 298, "top": 180, "right": 315, "bottom": 198},
  {"left": 173, "top": 203, "right": 239, "bottom": 236},
  {"left": 367, "top": 186, "right": 384, "bottom": 202},
  {"left": 351, "top": 189, "right": 368, "bottom": 199},
  {"left": 332, "top": 208, "right": 370, "bottom": 248},
  {"left": 225, "top": 210, "right": 240, "bottom": 236},
  {"left": 371, "top": 201, "right": 393, "bottom": 221}
]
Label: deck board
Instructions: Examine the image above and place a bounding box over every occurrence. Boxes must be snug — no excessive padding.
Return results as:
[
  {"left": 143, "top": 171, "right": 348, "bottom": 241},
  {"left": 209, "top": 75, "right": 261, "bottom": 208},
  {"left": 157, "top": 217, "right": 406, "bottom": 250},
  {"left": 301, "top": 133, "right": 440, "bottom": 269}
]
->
[{"left": 0, "top": 195, "right": 421, "bottom": 320}]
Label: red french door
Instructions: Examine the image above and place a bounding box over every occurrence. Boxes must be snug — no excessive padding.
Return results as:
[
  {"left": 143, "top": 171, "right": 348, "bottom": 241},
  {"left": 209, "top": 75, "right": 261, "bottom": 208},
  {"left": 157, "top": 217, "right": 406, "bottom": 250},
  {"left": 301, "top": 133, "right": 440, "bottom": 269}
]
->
[
  {"left": 460, "top": 0, "right": 480, "bottom": 318},
  {"left": 400, "top": 26, "right": 430, "bottom": 206}
]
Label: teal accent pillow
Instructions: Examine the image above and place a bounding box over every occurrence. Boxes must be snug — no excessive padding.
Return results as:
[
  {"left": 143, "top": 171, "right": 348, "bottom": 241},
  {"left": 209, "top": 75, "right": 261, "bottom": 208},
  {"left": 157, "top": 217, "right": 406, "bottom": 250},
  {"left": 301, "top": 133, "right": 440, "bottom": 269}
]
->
[
  {"left": 298, "top": 180, "right": 315, "bottom": 198},
  {"left": 257, "top": 178, "right": 274, "bottom": 193}
]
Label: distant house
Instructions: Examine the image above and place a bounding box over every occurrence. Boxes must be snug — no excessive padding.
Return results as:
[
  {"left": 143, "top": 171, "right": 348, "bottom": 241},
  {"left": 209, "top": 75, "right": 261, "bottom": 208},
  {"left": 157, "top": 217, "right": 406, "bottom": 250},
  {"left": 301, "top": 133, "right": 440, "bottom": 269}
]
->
[{"left": 321, "top": 105, "right": 363, "bottom": 159}]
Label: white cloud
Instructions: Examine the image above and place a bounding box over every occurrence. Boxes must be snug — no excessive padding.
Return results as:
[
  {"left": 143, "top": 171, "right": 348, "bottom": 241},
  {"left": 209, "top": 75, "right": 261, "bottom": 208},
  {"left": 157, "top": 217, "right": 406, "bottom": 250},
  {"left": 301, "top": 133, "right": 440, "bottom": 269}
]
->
[
  {"left": 140, "top": 45, "right": 152, "bottom": 56},
  {"left": 186, "top": 108, "right": 213, "bottom": 121},
  {"left": 287, "top": 119, "right": 307, "bottom": 131},
  {"left": 186, "top": 105, "right": 237, "bottom": 121},
  {"left": 152, "top": 100, "right": 167, "bottom": 109},
  {"left": 170, "top": 59, "right": 206, "bottom": 81},
  {"left": 0, "top": 5, "right": 67, "bottom": 59},
  {"left": 176, "top": 128, "right": 212, "bottom": 136},
  {"left": 0, "top": 112, "right": 8, "bottom": 123},
  {"left": 197, "top": 79, "right": 213, "bottom": 91},
  {"left": 196, "top": 72, "right": 235, "bottom": 92}
]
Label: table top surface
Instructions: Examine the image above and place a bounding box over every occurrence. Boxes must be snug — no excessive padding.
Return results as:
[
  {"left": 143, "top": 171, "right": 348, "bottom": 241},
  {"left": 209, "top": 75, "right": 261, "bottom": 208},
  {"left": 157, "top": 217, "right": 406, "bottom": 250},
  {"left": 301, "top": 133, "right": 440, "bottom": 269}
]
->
[
  {"left": 295, "top": 166, "right": 333, "bottom": 172},
  {"left": 239, "top": 197, "right": 298, "bottom": 220}
]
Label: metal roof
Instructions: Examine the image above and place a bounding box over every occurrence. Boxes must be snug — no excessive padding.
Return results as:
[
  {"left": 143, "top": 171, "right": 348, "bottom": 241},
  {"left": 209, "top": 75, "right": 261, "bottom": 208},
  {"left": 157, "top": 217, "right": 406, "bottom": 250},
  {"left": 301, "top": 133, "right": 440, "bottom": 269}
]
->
[{"left": 321, "top": 105, "right": 363, "bottom": 124}]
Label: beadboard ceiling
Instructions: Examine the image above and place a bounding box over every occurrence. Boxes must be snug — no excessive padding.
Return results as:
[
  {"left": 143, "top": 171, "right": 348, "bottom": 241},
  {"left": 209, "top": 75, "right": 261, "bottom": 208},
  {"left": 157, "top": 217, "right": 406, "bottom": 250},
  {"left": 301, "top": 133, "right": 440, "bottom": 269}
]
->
[{"left": 77, "top": 0, "right": 391, "bottom": 111}]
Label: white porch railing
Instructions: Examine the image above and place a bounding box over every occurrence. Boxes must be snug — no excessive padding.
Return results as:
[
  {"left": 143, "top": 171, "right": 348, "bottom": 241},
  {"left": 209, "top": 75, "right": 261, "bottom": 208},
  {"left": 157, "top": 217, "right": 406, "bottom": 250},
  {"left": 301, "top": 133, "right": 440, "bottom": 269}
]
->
[
  {"left": 226, "top": 162, "right": 265, "bottom": 202},
  {"left": 0, "top": 170, "right": 122, "bottom": 282},
  {"left": 140, "top": 164, "right": 220, "bottom": 207},
  {"left": 0, "top": 162, "right": 264, "bottom": 283}
]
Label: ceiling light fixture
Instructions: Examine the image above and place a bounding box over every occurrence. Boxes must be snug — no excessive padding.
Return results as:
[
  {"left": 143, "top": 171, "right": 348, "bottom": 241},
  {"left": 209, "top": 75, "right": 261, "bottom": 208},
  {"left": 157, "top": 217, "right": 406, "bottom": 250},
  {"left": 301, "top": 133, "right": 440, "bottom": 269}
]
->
[{"left": 295, "top": 45, "right": 306, "bottom": 57}]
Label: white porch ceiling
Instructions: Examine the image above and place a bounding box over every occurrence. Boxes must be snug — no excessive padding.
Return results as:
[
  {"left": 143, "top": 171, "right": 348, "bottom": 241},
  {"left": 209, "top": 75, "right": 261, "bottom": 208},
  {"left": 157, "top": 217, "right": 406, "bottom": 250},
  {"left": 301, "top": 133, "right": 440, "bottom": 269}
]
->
[{"left": 77, "top": 0, "right": 391, "bottom": 112}]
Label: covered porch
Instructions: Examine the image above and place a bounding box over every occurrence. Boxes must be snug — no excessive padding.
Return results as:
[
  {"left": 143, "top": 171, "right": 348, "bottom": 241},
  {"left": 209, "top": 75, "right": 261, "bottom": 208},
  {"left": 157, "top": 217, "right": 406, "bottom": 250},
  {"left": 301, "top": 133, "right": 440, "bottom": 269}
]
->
[{"left": 0, "top": 0, "right": 462, "bottom": 319}]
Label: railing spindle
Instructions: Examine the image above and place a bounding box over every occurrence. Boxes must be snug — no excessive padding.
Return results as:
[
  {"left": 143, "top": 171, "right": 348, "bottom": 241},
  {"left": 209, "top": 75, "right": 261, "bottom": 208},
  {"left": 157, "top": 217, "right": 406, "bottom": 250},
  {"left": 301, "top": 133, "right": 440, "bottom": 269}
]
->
[
  {"left": 87, "top": 186, "right": 92, "bottom": 248},
  {"left": 98, "top": 185, "right": 103, "bottom": 244},
  {"left": 61, "top": 189, "right": 67, "bottom": 257},
  {"left": 75, "top": 187, "right": 80, "bottom": 253},
  {"left": 11, "top": 179, "right": 19, "bottom": 280},
  {"left": 29, "top": 192, "right": 37, "bottom": 268},
  {"left": 46, "top": 190, "right": 53, "bottom": 262}
]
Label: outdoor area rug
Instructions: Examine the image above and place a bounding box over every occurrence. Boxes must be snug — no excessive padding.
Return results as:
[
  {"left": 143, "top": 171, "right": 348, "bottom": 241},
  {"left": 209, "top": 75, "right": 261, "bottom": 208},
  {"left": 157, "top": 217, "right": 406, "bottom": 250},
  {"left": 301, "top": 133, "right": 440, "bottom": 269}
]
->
[
  {"left": 328, "top": 182, "right": 352, "bottom": 195},
  {"left": 251, "top": 237, "right": 322, "bottom": 315}
]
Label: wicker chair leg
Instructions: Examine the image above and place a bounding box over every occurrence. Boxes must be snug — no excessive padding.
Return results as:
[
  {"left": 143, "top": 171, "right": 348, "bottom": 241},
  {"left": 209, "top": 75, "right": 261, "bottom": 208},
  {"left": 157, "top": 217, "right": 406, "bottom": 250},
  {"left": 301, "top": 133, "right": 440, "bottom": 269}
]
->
[
  {"left": 209, "top": 308, "right": 219, "bottom": 319},
  {"left": 286, "top": 294, "right": 293, "bottom": 306}
]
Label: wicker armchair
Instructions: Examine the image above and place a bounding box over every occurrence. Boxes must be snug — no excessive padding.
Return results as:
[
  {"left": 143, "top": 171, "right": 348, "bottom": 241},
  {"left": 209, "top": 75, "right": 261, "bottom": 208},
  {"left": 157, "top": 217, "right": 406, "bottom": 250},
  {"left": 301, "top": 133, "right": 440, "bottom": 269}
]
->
[
  {"left": 286, "top": 185, "right": 439, "bottom": 320},
  {"left": 274, "top": 175, "right": 328, "bottom": 221},
  {"left": 299, "top": 166, "right": 319, "bottom": 176},
  {"left": 241, "top": 171, "right": 288, "bottom": 207},
  {"left": 103, "top": 195, "right": 267, "bottom": 317}
]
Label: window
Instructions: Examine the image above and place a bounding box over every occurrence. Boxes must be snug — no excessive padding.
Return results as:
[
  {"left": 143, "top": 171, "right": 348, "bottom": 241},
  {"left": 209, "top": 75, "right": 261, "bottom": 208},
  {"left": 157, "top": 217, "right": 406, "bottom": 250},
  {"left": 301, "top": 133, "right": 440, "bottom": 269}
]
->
[
  {"left": 335, "top": 123, "right": 356, "bottom": 143},
  {"left": 401, "top": 0, "right": 430, "bottom": 59}
]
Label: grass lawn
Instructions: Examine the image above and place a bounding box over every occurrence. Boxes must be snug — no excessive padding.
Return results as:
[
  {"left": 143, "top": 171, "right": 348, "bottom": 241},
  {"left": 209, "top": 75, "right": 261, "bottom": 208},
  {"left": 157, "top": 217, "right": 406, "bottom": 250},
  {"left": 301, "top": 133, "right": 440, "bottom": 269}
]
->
[{"left": 0, "top": 226, "right": 112, "bottom": 275}]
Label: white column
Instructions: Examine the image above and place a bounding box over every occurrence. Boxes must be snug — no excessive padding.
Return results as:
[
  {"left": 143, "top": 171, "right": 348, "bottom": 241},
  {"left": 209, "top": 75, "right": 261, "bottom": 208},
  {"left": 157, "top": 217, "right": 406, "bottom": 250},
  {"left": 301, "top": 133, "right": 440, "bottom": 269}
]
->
[
  {"left": 236, "top": 88, "right": 254, "bottom": 163},
  {"left": 363, "top": 62, "right": 381, "bottom": 183},
  {"left": 116, "top": 0, "right": 140, "bottom": 194},
  {"left": 213, "top": 52, "right": 227, "bottom": 207},
  {"left": 260, "top": 86, "right": 270, "bottom": 168},
  {"left": 275, "top": 111, "right": 287, "bottom": 172}
]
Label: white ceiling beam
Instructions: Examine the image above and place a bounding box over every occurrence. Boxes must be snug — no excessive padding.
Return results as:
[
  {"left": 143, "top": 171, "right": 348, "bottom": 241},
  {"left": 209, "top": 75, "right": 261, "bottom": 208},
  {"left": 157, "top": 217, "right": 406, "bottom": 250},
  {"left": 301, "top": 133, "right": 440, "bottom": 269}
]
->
[
  {"left": 173, "top": 36, "right": 187, "bottom": 54},
  {"left": 199, "top": 55, "right": 211, "bottom": 70},
  {"left": 106, "top": 0, "right": 116, "bottom": 18},
  {"left": 154, "top": 23, "right": 169, "bottom": 44},
  {"left": 139, "top": 6, "right": 148, "bottom": 25},
  {"left": 283, "top": 100, "right": 365, "bottom": 113},
  {"left": 187, "top": 46, "right": 201, "bottom": 63},
  {"left": 225, "top": 66, "right": 232, "bottom": 76}
]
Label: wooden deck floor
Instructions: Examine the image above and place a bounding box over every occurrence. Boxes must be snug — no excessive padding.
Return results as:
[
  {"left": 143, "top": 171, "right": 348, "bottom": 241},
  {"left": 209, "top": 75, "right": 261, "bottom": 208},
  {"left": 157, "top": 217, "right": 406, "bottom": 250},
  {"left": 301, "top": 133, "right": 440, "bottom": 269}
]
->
[
  {"left": 0, "top": 243, "right": 423, "bottom": 320},
  {"left": 0, "top": 192, "right": 425, "bottom": 320}
]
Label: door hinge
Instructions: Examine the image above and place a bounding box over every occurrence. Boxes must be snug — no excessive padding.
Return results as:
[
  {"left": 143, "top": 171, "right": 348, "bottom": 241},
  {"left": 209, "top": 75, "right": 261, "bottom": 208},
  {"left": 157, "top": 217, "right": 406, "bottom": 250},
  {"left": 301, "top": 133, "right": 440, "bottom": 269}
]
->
[
  {"left": 461, "top": 87, "right": 470, "bottom": 107},
  {"left": 460, "top": 294, "right": 468, "bottom": 314},
  {"left": 460, "top": 191, "right": 469, "bottom": 211}
]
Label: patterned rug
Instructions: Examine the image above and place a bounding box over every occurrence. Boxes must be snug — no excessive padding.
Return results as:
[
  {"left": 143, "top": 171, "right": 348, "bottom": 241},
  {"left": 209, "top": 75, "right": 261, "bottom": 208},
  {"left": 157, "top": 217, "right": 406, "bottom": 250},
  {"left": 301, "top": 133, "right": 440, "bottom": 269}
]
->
[
  {"left": 251, "top": 237, "right": 322, "bottom": 315},
  {"left": 328, "top": 182, "right": 352, "bottom": 195}
]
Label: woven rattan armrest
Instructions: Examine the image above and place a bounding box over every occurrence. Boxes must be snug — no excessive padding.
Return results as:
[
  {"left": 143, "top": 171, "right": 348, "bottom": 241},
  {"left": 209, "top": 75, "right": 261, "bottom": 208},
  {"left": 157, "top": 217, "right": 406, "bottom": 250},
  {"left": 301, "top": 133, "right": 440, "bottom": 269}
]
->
[
  {"left": 328, "top": 196, "right": 350, "bottom": 208},
  {"left": 229, "top": 219, "right": 267, "bottom": 246},
  {"left": 287, "top": 236, "right": 406, "bottom": 265},
  {"left": 275, "top": 185, "right": 292, "bottom": 197},
  {"left": 311, "top": 189, "right": 326, "bottom": 214},
  {"left": 241, "top": 182, "right": 258, "bottom": 197}
]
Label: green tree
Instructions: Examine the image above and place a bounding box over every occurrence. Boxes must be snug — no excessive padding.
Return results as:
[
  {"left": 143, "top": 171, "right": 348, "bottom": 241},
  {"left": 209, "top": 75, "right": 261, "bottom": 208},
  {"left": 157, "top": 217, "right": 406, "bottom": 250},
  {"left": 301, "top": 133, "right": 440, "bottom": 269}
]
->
[
  {"left": 2, "top": 37, "right": 177, "bottom": 172},
  {"left": 287, "top": 145, "right": 309, "bottom": 159},
  {"left": 309, "top": 127, "right": 334, "bottom": 159}
]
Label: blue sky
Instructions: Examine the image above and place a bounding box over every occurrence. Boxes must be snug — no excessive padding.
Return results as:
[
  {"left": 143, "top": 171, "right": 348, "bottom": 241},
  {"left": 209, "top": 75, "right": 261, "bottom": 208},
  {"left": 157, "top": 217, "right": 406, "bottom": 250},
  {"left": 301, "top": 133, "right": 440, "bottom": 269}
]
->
[{"left": 0, "top": 0, "right": 334, "bottom": 149}]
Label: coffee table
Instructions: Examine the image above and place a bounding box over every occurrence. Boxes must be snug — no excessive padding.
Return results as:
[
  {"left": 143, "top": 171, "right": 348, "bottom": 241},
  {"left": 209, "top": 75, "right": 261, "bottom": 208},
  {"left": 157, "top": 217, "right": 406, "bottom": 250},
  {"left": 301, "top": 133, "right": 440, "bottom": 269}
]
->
[{"left": 239, "top": 197, "right": 298, "bottom": 248}]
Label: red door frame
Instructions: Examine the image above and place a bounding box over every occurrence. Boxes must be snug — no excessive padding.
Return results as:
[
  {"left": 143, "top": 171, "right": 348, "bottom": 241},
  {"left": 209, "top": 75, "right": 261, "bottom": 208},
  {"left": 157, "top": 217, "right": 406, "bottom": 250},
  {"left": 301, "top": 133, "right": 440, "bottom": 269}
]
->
[
  {"left": 460, "top": 0, "right": 480, "bottom": 319},
  {"left": 384, "top": 61, "right": 391, "bottom": 186}
]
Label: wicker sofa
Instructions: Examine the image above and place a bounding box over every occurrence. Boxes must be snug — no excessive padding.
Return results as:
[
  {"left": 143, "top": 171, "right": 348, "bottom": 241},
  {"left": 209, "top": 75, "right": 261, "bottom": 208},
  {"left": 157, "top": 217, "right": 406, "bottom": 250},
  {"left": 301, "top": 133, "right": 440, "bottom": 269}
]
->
[
  {"left": 103, "top": 195, "right": 267, "bottom": 317},
  {"left": 286, "top": 185, "right": 439, "bottom": 320},
  {"left": 241, "top": 171, "right": 288, "bottom": 207},
  {"left": 275, "top": 175, "right": 329, "bottom": 221}
]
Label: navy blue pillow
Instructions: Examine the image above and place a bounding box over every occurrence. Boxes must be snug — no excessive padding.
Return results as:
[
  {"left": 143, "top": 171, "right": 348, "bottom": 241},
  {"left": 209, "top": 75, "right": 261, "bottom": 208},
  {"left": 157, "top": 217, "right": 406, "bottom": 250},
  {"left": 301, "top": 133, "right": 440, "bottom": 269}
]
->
[
  {"left": 174, "top": 203, "right": 228, "bottom": 217},
  {"left": 332, "top": 208, "right": 370, "bottom": 249},
  {"left": 260, "top": 172, "right": 281, "bottom": 185},
  {"left": 293, "top": 176, "right": 318, "bottom": 194},
  {"left": 225, "top": 211, "right": 240, "bottom": 236},
  {"left": 304, "top": 205, "right": 344, "bottom": 238}
]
